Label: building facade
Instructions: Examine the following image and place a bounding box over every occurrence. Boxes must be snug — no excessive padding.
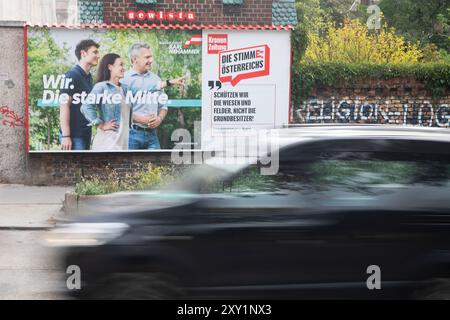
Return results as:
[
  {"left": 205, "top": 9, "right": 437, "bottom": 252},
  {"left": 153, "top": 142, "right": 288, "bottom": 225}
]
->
[{"left": 0, "top": 0, "right": 298, "bottom": 26}]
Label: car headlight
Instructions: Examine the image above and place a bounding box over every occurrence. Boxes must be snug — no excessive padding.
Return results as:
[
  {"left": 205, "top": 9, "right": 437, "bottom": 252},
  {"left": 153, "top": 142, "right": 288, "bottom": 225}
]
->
[{"left": 45, "top": 223, "right": 129, "bottom": 247}]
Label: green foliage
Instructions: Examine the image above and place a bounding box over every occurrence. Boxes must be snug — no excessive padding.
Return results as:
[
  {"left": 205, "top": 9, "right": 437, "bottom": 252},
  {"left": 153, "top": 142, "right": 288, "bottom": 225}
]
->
[
  {"left": 200, "top": 166, "right": 277, "bottom": 194},
  {"left": 379, "top": 0, "right": 449, "bottom": 51},
  {"left": 74, "top": 176, "right": 117, "bottom": 196},
  {"left": 134, "top": 164, "right": 176, "bottom": 190},
  {"left": 320, "top": 0, "right": 357, "bottom": 24},
  {"left": 75, "top": 164, "right": 176, "bottom": 196},
  {"left": 291, "top": 9, "right": 450, "bottom": 101},
  {"left": 28, "top": 27, "right": 71, "bottom": 150},
  {"left": 292, "top": 0, "right": 367, "bottom": 64},
  {"left": 292, "top": 0, "right": 323, "bottom": 64},
  {"left": 293, "top": 61, "right": 450, "bottom": 102},
  {"left": 227, "top": 167, "right": 276, "bottom": 193},
  {"left": 303, "top": 19, "right": 424, "bottom": 64},
  {"left": 309, "top": 160, "right": 417, "bottom": 188},
  {"left": 303, "top": 20, "right": 424, "bottom": 64}
]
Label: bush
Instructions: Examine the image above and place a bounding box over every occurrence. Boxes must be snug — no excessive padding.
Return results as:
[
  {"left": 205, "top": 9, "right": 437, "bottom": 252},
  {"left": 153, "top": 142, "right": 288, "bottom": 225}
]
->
[
  {"left": 75, "top": 164, "right": 176, "bottom": 196},
  {"left": 293, "top": 61, "right": 450, "bottom": 102},
  {"left": 134, "top": 165, "right": 176, "bottom": 191},
  {"left": 303, "top": 19, "right": 426, "bottom": 64}
]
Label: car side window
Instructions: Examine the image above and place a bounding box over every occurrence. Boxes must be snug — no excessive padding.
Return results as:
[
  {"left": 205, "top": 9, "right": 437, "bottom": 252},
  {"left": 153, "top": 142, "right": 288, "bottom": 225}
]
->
[
  {"left": 274, "top": 139, "right": 450, "bottom": 195},
  {"left": 281, "top": 156, "right": 450, "bottom": 194},
  {"left": 202, "top": 152, "right": 450, "bottom": 196},
  {"left": 198, "top": 137, "right": 450, "bottom": 197}
]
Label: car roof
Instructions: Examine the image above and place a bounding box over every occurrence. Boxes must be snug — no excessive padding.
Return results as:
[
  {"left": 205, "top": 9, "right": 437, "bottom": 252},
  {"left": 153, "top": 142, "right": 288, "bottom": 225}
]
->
[
  {"left": 208, "top": 124, "right": 449, "bottom": 157},
  {"left": 205, "top": 125, "right": 450, "bottom": 169},
  {"left": 275, "top": 124, "right": 450, "bottom": 146}
]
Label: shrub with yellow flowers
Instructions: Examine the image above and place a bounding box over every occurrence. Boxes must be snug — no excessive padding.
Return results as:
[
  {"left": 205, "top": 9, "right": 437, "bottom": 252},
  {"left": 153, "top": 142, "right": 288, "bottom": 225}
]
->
[
  {"left": 303, "top": 19, "right": 424, "bottom": 64},
  {"left": 293, "top": 19, "right": 450, "bottom": 102}
]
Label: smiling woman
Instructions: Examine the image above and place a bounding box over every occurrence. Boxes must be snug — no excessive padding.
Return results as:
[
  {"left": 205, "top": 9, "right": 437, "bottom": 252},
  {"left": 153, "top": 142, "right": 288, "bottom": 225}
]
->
[{"left": 80, "top": 53, "right": 132, "bottom": 151}]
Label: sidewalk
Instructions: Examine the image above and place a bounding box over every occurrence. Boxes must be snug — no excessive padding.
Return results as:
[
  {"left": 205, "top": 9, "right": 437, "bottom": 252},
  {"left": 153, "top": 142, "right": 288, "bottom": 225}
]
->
[{"left": 0, "top": 184, "right": 73, "bottom": 229}]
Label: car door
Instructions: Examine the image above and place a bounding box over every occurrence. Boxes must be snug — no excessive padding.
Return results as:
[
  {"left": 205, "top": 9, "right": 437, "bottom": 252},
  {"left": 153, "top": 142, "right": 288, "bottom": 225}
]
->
[
  {"left": 271, "top": 139, "right": 450, "bottom": 297},
  {"left": 184, "top": 139, "right": 450, "bottom": 298}
]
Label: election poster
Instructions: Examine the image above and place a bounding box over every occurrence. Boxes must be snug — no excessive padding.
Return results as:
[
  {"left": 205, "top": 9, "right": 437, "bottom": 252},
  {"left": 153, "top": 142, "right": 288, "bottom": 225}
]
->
[
  {"left": 26, "top": 26, "right": 202, "bottom": 152},
  {"left": 201, "top": 30, "right": 291, "bottom": 149},
  {"left": 25, "top": 26, "right": 291, "bottom": 152}
]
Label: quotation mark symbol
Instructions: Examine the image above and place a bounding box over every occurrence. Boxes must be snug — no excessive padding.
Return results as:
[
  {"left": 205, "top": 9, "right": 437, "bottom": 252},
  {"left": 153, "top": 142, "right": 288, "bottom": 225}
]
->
[{"left": 208, "top": 80, "right": 222, "bottom": 90}]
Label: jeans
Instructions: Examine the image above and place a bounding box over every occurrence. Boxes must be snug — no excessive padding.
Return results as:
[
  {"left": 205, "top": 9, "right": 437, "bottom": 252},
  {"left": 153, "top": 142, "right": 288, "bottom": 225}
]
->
[
  {"left": 59, "top": 130, "right": 92, "bottom": 150},
  {"left": 128, "top": 128, "right": 161, "bottom": 150}
]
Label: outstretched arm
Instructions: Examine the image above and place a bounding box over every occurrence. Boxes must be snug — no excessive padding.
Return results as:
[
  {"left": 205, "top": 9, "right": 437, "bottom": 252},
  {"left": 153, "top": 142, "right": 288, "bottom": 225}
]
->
[{"left": 160, "top": 76, "right": 186, "bottom": 89}]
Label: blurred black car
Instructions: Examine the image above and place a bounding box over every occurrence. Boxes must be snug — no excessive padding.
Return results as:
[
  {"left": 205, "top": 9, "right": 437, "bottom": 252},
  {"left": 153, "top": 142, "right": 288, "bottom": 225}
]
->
[{"left": 48, "top": 125, "right": 450, "bottom": 299}]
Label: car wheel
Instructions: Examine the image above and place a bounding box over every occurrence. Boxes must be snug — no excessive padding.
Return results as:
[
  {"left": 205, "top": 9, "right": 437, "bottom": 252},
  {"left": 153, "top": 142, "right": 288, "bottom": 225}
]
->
[
  {"left": 413, "top": 278, "right": 450, "bottom": 300},
  {"left": 91, "top": 272, "right": 184, "bottom": 300}
]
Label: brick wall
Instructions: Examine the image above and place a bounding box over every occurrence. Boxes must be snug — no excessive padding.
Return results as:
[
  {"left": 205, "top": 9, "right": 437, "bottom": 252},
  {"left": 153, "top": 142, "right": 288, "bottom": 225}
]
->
[
  {"left": 27, "top": 152, "right": 174, "bottom": 185},
  {"left": 293, "top": 78, "right": 450, "bottom": 128},
  {"left": 103, "top": 0, "right": 273, "bottom": 25}
]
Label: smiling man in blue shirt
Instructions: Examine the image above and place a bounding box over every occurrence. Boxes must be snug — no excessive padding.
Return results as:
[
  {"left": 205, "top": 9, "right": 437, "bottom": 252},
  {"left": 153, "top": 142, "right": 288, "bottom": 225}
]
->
[
  {"left": 121, "top": 43, "right": 185, "bottom": 150},
  {"left": 59, "top": 39, "right": 100, "bottom": 150}
]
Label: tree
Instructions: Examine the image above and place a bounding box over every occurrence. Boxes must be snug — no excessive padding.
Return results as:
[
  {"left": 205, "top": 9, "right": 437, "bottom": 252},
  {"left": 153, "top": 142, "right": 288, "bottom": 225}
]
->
[
  {"left": 293, "top": 0, "right": 369, "bottom": 64},
  {"left": 292, "top": 0, "right": 323, "bottom": 66},
  {"left": 320, "top": 0, "right": 358, "bottom": 24},
  {"left": 378, "top": 0, "right": 449, "bottom": 51}
]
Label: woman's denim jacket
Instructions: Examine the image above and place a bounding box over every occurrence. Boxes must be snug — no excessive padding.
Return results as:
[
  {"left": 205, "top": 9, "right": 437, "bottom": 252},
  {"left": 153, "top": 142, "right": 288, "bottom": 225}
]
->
[{"left": 81, "top": 81, "right": 127, "bottom": 126}]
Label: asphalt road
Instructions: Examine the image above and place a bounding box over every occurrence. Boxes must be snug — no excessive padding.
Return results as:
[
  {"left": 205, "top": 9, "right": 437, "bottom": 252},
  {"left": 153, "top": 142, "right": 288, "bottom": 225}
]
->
[{"left": 0, "top": 230, "right": 66, "bottom": 299}]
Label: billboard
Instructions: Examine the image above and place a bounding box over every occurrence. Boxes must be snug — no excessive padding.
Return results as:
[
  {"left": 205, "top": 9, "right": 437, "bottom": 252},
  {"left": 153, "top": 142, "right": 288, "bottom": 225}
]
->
[
  {"left": 201, "top": 30, "right": 291, "bottom": 150},
  {"left": 25, "top": 26, "right": 291, "bottom": 152}
]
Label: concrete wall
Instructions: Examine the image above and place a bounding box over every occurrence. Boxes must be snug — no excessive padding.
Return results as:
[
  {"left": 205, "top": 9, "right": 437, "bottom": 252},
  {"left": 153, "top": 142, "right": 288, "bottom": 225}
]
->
[{"left": 0, "top": 22, "right": 27, "bottom": 184}]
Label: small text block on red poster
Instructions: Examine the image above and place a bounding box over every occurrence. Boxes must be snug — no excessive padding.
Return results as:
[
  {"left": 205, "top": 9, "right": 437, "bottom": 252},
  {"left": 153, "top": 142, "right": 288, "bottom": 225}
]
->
[{"left": 208, "top": 34, "right": 228, "bottom": 54}]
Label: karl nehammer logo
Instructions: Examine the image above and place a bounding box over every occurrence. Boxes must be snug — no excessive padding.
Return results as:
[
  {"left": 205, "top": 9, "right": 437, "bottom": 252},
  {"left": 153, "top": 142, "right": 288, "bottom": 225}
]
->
[
  {"left": 184, "top": 34, "right": 202, "bottom": 48},
  {"left": 162, "top": 34, "right": 202, "bottom": 55}
]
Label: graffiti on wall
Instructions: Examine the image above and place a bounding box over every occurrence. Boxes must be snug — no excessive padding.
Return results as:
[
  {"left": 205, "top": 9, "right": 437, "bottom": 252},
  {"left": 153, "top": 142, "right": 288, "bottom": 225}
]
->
[
  {"left": 0, "top": 72, "right": 22, "bottom": 128},
  {"left": 295, "top": 100, "right": 450, "bottom": 127},
  {"left": 0, "top": 106, "right": 25, "bottom": 128}
]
